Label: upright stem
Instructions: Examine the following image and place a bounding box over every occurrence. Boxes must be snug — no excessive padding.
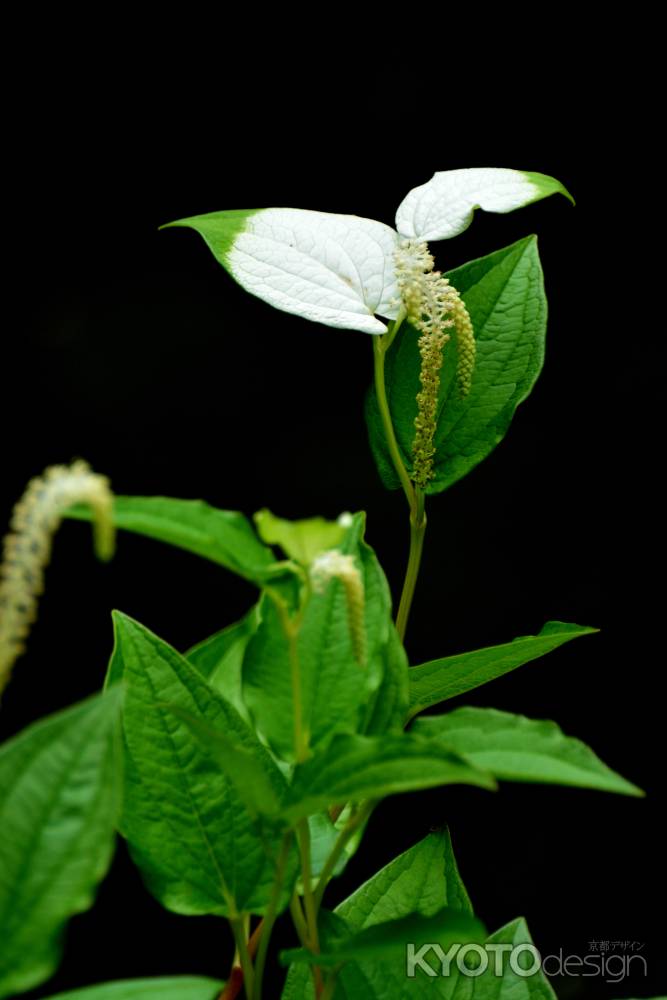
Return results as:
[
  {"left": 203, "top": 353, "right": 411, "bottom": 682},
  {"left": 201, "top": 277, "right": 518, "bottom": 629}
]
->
[
  {"left": 252, "top": 834, "right": 292, "bottom": 1000},
  {"left": 297, "top": 817, "right": 323, "bottom": 995},
  {"left": 372, "top": 335, "right": 415, "bottom": 513},
  {"left": 396, "top": 486, "right": 426, "bottom": 641},
  {"left": 372, "top": 331, "right": 428, "bottom": 642},
  {"left": 229, "top": 916, "right": 254, "bottom": 999}
]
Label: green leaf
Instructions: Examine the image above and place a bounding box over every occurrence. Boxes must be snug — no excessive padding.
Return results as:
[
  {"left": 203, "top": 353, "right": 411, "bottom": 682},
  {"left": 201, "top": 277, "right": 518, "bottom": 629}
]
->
[
  {"left": 166, "top": 705, "right": 284, "bottom": 819},
  {"left": 66, "top": 496, "right": 274, "bottom": 582},
  {"left": 42, "top": 977, "right": 224, "bottom": 1000},
  {"left": 185, "top": 606, "right": 259, "bottom": 717},
  {"left": 0, "top": 692, "right": 121, "bottom": 999},
  {"left": 473, "top": 917, "right": 557, "bottom": 999},
  {"left": 282, "top": 827, "right": 475, "bottom": 998},
  {"left": 254, "top": 509, "right": 349, "bottom": 565},
  {"left": 396, "top": 167, "right": 573, "bottom": 242},
  {"left": 362, "top": 623, "right": 410, "bottom": 735},
  {"left": 243, "top": 513, "right": 392, "bottom": 760},
  {"left": 112, "top": 611, "right": 295, "bottom": 916},
  {"left": 283, "top": 732, "right": 495, "bottom": 822},
  {"left": 161, "top": 207, "right": 400, "bottom": 335},
  {"left": 412, "top": 707, "right": 644, "bottom": 796},
  {"left": 366, "top": 237, "right": 548, "bottom": 495},
  {"left": 338, "top": 828, "right": 473, "bottom": 925},
  {"left": 407, "top": 622, "right": 598, "bottom": 719},
  {"left": 282, "top": 906, "right": 485, "bottom": 967}
]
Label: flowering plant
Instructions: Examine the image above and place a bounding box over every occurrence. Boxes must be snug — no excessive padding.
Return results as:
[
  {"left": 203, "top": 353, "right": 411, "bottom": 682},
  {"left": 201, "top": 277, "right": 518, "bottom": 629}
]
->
[{"left": 0, "top": 168, "right": 648, "bottom": 1000}]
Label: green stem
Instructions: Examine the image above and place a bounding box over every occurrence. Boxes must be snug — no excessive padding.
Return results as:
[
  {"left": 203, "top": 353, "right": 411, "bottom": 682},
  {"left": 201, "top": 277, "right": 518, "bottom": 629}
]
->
[
  {"left": 396, "top": 486, "right": 427, "bottom": 642},
  {"left": 313, "top": 802, "right": 374, "bottom": 911},
  {"left": 372, "top": 331, "right": 429, "bottom": 642},
  {"left": 320, "top": 971, "right": 341, "bottom": 1000},
  {"left": 252, "top": 834, "right": 292, "bottom": 1000},
  {"left": 297, "top": 817, "right": 323, "bottom": 995},
  {"left": 229, "top": 916, "right": 254, "bottom": 999},
  {"left": 372, "top": 333, "right": 415, "bottom": 513},
  {"left": 297, "top": 819, "right": 320, "bottom": 952},
  {"left": 289, "top": 890, "right": 309, "bottom": 946}
]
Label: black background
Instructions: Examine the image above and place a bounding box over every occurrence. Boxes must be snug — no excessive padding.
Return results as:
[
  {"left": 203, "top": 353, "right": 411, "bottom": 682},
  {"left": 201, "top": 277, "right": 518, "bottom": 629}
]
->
[{"left": 0, "top": 55, "right": 663, "bottom": 1000}]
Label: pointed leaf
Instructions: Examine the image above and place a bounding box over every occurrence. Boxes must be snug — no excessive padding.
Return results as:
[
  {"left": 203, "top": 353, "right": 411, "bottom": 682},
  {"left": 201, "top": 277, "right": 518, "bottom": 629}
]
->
[
  {"left": 185, "top": 606, "right": 259, "bottom": 717},
  {"left": 475, "top": 917, "right": 557, "bottom": 999},
  {"left": 362, "top": 623, "right": 410, "bottom": 735},
  {"left": 412, "top": 708, "right": 643, "bottom": 796},
  {"left": 407, "top": 622, "right": 598, "bottom": 719},
  {"left": 0, "top": 692, "right": 121, "bottom": 999},
  {"left": 396, "top": 168, "right": 573, "bottom": 241},
  {"left": 338, "top": 828, "right": 473, "bottom": 926},
  {"left": 283, "top": 828, "right": 474, "bottom": 998},
  {"left": 282, "top": 906, "right": 485, "bottom": 967},
  {"left": 254, "top": 509, "right": 349, "bottom": 565},
  {"left": 283, "top": 732, "right": 495, "bottom": 822},
  {"left": 162, "top": 207, "right": 400, "bottom": 334},
  {"left": 366, "top": 237, "right": 549, "bottom": 494},
  {"left": 66, "top": 496, "right": 274, "bottom": 582},
  {"left": 113, "top": 611, "right": 295, "bottom": 916}
]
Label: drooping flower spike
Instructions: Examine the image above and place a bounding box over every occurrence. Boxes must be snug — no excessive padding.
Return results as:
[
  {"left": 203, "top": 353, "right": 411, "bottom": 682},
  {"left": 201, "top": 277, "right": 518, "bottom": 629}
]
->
[
  {"left": 162, "top": 168, "right": 572, "bottom": 335},
  {"left": 0, "top": 461, "right": 114, "bottom": 698}
]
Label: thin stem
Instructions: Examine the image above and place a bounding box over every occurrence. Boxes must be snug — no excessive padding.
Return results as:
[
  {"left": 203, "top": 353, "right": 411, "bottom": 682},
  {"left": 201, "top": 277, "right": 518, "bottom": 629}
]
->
[
  {"left": 252, "top": 834, "right": 292, "bottom": 1000},
  {"left": 297, "top": 817, "right": 323, "bottom": 995},
  {"left": 396, "top": 486, "right": 427, "bottom": 642},
  {"left": 320, "top": 971, "right": 341, "bottom": 1000},
  {"left": 373, "top": 332, "right": 429, "bottom": 642},
  {"left": 289, "top": 890, "right": 309, "bottom": 946},
  {"left": 313, "top": 802, "right": 374, "bottom": 911},
  {"left": 229, "top": 916, "right": 254, "bottom": 999},
  {"left": 372, "top": 334, "right": 416, "bottom": 514}
]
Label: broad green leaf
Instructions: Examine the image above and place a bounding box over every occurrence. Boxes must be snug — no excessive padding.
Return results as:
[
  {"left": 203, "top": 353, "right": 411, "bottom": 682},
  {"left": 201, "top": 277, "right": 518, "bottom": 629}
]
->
[
  {"left": 412, "top": 708, "right": 643, "bottom": 797},
  {"left": 254, "top": 509, "right": 349, "bottom": 565},
  {"left": 366, "top": 237, "right": 548, "bottom": 494},
  {"left": 112, "top": 611, "right": 296, "bottom": 916},
  {"left": 66, "top": 496, "right": 273, "bottom": 582},
  {"left": 282, "top": 906, "right": 485, "bottom": 967},
  {"left": 471, "top": 917, "right": 557, "bottom": 1000},
  {"left": 338, "top": 828, "right": 473, "bottom": 926},
  {"left": 42, "top": 977, "right": 224, "bottom": 1000},
  {"left": 0, "top": 692, "right": 121, "bottom": 999},
  {"left": 396, "top": 168, "right": 573, "bottom": 241},
  {"left": 243, "top": 513, "right": 392, "bottom": 760},
  {"left": 282, "top": 828, "right": 474, "bottom": 998},
  {"left": 283, "top": 732, "right": 495, "bottom": 822},
  {"left": 407, "top": 622, "right": 598, "bottom": 720},
  {"left": 185, "top": 606, "right": 259, "bottom": 717},
  {"left": 162, "top": 207, "right": 400, "bottom": 334},
  {"left": 167, "top": 705, "right": 284, "bottom": 819},
  {"left": 362, "top": 623, "right": 410, "bottom": 735}
]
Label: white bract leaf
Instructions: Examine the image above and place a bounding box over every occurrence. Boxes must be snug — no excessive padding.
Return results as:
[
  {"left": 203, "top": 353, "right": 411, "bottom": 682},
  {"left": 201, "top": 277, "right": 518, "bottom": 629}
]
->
[
  {"left": 166, "top": 208, "right": 401, "bottom": 335},
  {"left": 395, "top": 168, "right": 574, "bottom": 241}
]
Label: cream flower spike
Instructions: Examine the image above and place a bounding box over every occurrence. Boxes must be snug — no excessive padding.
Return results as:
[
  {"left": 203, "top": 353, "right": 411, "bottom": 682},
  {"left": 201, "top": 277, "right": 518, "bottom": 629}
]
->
[
  {"left": 162, "top": 169, "right": 571, "bottom": 335},
  {"left": 0, "top": 461, "right": 114, "bottom": 698},
  {"left": 310, "top": 549, "right": 366, "bottom": 666}
]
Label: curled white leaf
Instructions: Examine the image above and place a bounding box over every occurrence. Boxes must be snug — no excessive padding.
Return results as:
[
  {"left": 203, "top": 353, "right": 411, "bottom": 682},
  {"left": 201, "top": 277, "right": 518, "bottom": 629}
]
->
[{"left": 395, "top": 168, "right": 574, "bottom": 241}]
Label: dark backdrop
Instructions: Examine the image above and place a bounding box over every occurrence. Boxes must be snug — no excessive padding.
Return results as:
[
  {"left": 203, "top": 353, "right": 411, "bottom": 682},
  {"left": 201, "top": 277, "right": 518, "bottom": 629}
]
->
[{"left": 1, "top": 69, "right": 662, "bottom": 999}]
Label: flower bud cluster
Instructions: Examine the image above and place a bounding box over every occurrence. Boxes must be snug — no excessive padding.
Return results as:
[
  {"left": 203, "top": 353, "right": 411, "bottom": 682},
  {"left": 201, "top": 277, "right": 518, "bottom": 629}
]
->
[{"left": 394, "top": 240, "right": 475, "bottom": 486}]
